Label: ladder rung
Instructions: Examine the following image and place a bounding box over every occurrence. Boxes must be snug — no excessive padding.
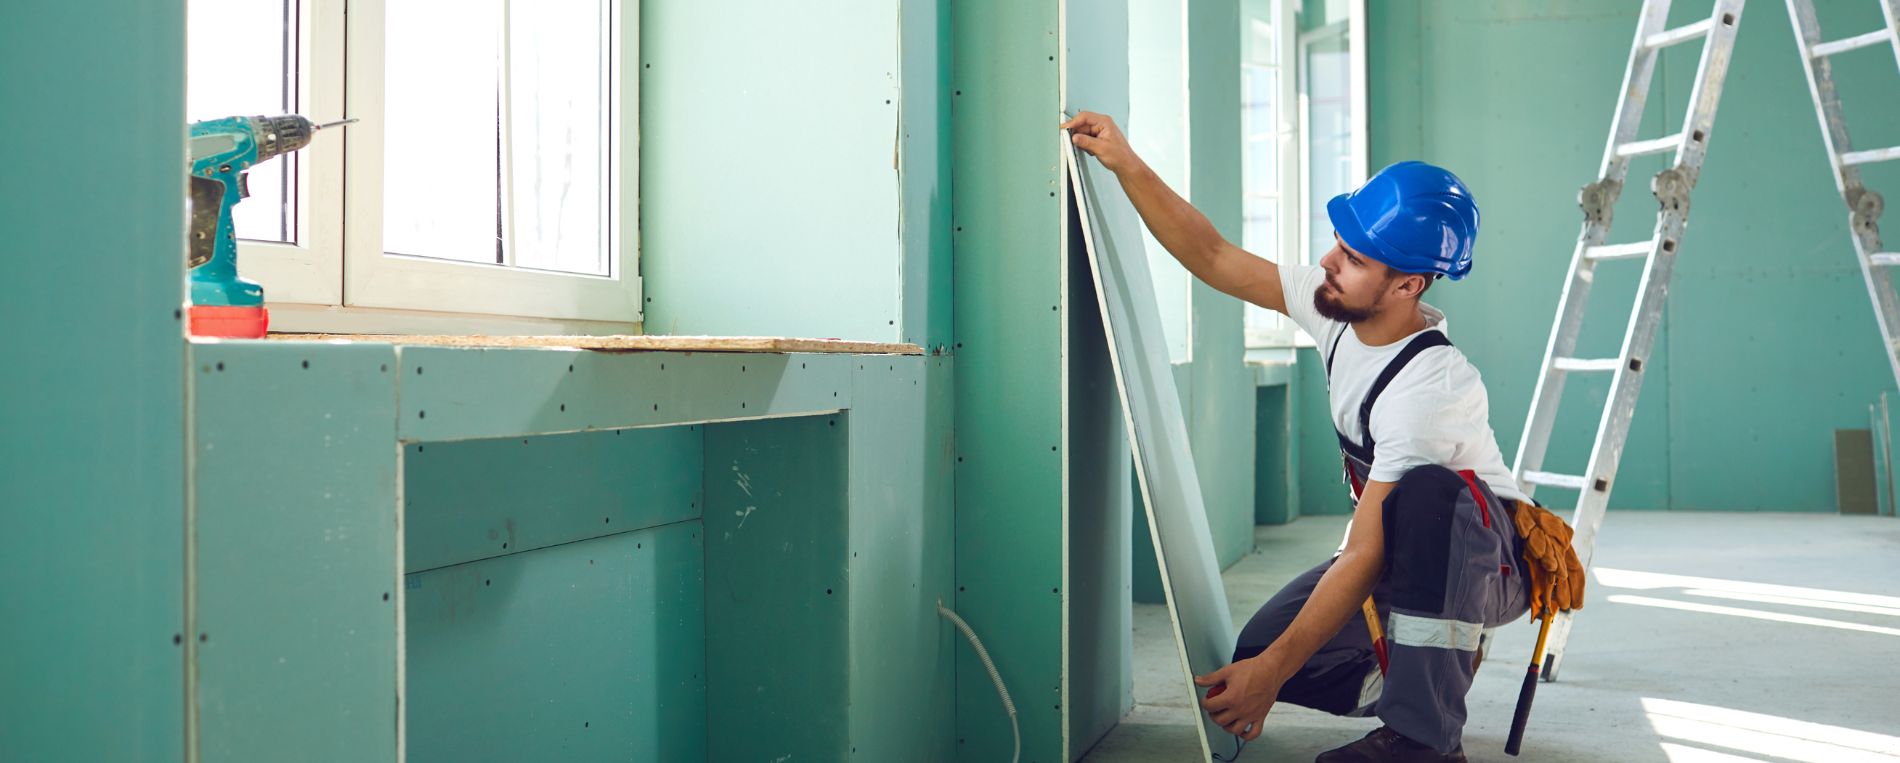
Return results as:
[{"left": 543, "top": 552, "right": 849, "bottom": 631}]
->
[
  {"left": 1810, "top": 29, "right": 1892, "bottom": 58},
  {"left": 1553, "top": 357, "right": 1621, "bottom": 372},
  {"left": 1585, "top": 241, "right": 1654, "bottom": 261},
  {"left": 1524, "top": 471, "right": 1590, "bottom": 491},
  {"left": 1871, "top": 253, "right": 1900, "bottom": 267},
  {"left": 1645, "top": 19, "right": 1715, "bottom": 50},
  {"left": 1617, "top": 133, "right": 1682, "bottom": 158},
  {"left": 1842, "top": 146, "right": 1900, "bottom": 167}
]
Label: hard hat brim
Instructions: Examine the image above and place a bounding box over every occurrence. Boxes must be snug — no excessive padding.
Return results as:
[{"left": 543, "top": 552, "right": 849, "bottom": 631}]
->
[{"left": 1326, "top": 191, "right": 1469, "bottom": 281}]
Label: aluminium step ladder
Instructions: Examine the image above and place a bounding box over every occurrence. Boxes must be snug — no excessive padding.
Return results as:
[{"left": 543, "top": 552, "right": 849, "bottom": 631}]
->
[{"left": 1512, "top": 0, "right": 1900, "bottom": 682}]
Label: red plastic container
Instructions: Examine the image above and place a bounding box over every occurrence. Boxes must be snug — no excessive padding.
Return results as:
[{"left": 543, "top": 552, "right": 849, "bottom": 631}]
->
[{"left": 189, "top": 305, "right": 269, "bottom": 339}]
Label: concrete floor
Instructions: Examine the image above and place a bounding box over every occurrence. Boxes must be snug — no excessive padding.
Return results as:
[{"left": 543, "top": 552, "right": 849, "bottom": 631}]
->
[{"left": 1077, "top": 512, "right": 1900, "bottom": 763}]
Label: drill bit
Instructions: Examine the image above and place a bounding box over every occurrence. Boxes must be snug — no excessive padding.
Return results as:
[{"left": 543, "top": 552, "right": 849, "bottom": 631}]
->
[{"left": 315, "top": 118, "right": 359, "bottom": 130}]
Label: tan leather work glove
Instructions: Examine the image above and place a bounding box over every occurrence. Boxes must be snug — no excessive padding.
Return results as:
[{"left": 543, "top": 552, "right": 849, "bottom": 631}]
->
[{"left": 1511, "top": 501, "right": 1586, "bottom": 619}]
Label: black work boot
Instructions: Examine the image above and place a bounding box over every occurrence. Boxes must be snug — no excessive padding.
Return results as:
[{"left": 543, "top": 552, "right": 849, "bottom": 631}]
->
[{"left": 1314, "top": 726, "right": 1468, "bottom": 763}]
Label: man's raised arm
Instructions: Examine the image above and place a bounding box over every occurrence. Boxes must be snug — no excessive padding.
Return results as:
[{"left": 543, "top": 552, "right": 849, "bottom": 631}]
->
[{"left": 1062, "top": 111, "right": 1289, "bottom": 316}]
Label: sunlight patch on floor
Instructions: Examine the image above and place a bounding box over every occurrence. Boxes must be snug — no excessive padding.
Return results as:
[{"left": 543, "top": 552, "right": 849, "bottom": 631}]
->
[
  {"left": 1594, "top": 567, "right": 1900, "bottom": 609},
  {"left": 1644, "top": 697, "right": 1900, "bottom": 763},
  {"left": 1606, "top": 595, "right": 1900, "bottom": 637}
]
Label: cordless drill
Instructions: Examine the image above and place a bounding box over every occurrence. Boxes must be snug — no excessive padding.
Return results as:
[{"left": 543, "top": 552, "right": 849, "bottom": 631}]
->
[{"left": 186, "top": 115, "right": 350, "bottom": 338}]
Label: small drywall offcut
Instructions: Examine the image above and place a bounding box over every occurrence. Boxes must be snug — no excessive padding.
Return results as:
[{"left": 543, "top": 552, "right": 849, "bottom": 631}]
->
[{"left": 1067, "top": 136, "right": 1237, "bottom": 758}]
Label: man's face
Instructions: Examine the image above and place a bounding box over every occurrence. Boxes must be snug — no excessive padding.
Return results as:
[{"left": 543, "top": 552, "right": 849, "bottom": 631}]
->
[{"left": 1314, "top": 234, "right": 1413, "bottom": 324}]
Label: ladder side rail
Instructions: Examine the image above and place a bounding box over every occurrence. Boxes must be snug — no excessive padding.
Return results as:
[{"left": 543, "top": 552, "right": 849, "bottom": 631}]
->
[
  {"left": 1845, "top": 201, "right": 1900, "bottom": 387},
  {"left": 1785, "top": 0, "right": 1900, "bottom": 391},
  {"left": 1571, "top": 215, "right": 1687, "bottom": 574},
  {"left": 1598, "top": 1, "right": 1679, "bottom": 183},
  {"left": 1513, "top": 238, "right": 1605, "bottom": 489},
  {"left": 1575, "top": 0, "right": 1740, "bottom": 566},
  {"left": 1542, "top": 213, "right": 1690, "bottom": 683},
  {"left": 1543, "top": 0, "right": 1745, "bottom": 682},
  {"left": 1884, "top": 0, "right": 1900, "bottom": 73},
  {"left": 1514, "top": 0, "right": 1676, "bottom": 493},
  {"left": 1785, "top": 0, "right": 1865, "bottom": 197}
]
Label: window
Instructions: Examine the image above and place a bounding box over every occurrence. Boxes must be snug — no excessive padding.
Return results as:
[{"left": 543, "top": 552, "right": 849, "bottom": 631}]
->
[
  {"left": 187, "top": 0, "right": 345, "bottom": 306},
  {"left": 186, "top": 0, "right": 640, "bottom": 334},
  {"left": 1241, "top": 0, "right": 1365, "bottom": 348},
  {"left": 1240, "top": 0, "right": 1299, "bottom": 347}
]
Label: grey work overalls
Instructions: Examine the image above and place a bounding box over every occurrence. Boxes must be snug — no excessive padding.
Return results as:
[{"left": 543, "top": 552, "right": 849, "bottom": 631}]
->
[{"left": 1231, "top": 325, "right": 1530, "bottom": 754}]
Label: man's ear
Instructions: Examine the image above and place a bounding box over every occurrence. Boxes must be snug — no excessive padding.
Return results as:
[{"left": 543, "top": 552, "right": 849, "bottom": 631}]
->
[{"left": 1394, "top": 273, "right": 1428, "bottom": 299}]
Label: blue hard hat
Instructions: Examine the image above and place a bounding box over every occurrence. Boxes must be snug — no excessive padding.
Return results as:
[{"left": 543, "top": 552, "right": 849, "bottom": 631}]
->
[{"left": 1326, "top": 161, "right": 1480, "bottom": 281}]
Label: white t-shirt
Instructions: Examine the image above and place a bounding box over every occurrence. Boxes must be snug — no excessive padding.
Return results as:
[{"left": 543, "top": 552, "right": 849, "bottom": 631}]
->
[{"left": 1281, "top": 263, "right": 1527, "bottom": 505}]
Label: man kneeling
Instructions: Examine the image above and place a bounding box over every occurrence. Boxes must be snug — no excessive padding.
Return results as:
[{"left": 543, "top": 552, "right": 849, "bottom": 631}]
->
[{"left": 1064, "top": 112, "right": 1581, "bottom": 762}]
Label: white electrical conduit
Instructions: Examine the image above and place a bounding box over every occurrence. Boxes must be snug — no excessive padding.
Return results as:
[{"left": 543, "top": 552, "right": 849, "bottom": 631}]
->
[{"left": 937, "top": 600, "right": 1020, "bottom": 763}]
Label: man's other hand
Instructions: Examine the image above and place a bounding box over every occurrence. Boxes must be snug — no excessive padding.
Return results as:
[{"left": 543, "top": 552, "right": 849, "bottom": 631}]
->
[{"left": 1194, "top": 655, "right": 1286, "bottom": 741}]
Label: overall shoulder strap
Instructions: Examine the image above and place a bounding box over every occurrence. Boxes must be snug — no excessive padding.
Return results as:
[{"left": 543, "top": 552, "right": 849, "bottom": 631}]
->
[
  {"left": 1324, "top": 325, "right": 1348, "bottom": 379},
  {"left": 1355, "top": 329, "right": 1453, "bottom": 452}
]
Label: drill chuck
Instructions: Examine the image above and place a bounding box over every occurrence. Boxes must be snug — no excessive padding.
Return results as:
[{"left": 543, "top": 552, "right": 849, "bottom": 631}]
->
[{"left": 252, "top": 115, "right": 317, "bottom": 164}]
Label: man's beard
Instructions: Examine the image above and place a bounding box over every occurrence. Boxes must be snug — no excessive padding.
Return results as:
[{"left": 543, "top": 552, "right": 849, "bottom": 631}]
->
[{"left": 1314, "top": 283, "right": 1378, "bottom": 323}]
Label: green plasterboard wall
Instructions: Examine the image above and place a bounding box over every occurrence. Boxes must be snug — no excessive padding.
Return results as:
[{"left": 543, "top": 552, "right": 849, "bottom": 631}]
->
[
  {"left": 639, "top": 0, "right": 896, "bottom": 341},
  {"left": 901, "top": 0, "right": 956, "bottom": 351},
  {"left": 1349, "top": 0, "right": 1900, "bottom": 511},
  {"left": 0, "top": 2, "right": 187, "bottom": 760},
  {"left": 704, "top": 414, "right": 851, "bottom": 760},
  {"left": 406, "top": 523, "right": 704, "bottom": 763},
  {"left": 641, "top": 0, "right": 951, "bottom": 348},
  {"left": 1127, "top": 0, "right": 1258, "bottom": 606},
  {"left": 1182, "top": 0, "right": 1258, "bottom": 568},
  {"left": 402, "top": 426, "right": 707, "bottom": 762},
  {"left": 1066, "top": 217, "right": 1137, "bottom": 755},
  {"left": 402, "top": 426, "right": 704, "bottom": 574},
  {"left": 397, "top": 356, "right": 951, "bottom": 762},
  {"left": 1065, "top": 0, "right": 1145, "bottom": 753},
  {"left": 1293, "top": 347, "right": 1353, "bottom": 517},
  {"left": 952, "top": 0, "right": 1068, "bottom": 760},
  {"left": 845, "top": 356, "right": 957, "bottom": 761},
  {"left": 190, "top": 342, "right": 400, "bottom": 763},
  {"left": 1256, "top": 384, "right": 1296, "bottom": 525}
]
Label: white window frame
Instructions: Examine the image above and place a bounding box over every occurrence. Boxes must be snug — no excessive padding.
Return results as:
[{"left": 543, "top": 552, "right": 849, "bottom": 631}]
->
[
  {"left": 1241, "top": 0, "right": 1302, "bottom": 349},
  {"left": 219, "top": 0, "right": 347, "bottom": 307},
  {"left": 1285, "top": 0, "right": 1366, "bottom": 349},
  {"left": 202, "top": 0, "right": 643, "bottom": 335}
]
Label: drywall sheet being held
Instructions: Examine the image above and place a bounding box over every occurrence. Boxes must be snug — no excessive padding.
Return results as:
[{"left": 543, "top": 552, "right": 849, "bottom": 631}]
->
[{"left": 1066, "top": 137, "right": 1236, "bottom": 758}]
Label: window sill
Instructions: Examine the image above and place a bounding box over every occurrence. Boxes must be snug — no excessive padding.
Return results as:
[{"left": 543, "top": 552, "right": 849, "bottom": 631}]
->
[
  {"left": 1244, "top": 347, "right": 1296, "bottom": 388},
  {"left": 255, "top": 333, "right": 925, "bottom": 356},
  {"left": 267, "top": 302, "right": 640, "bottom": 337}
]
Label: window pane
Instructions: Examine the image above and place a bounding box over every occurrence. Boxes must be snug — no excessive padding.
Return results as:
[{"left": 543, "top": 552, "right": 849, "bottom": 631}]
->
[
  {"left": 383, "top": 0, "right": 504, "bottom": 264},
  {"left": 1243, "top": 196, "right": 1277, "bottom": 260},
  {"left": 1306, "top": 34, "right": 1352, "bottom": 264},
  {"left": 506, "top": 0, "right": 610, "bottom": 276},
  {"left": 383, "top": 0, "right": 611, "bottom": 275},
  {"left": 187, "top": 0, "right": 296, "bottom": 245},
  {"left": 1247, "top": 18, "right": 1277, "bottom": 67},
  {"left": 1245, "top": 302, "right": 1283, "bottom": 336},
  {"left": 1242, "top": 66, "right": 1277, "bottom": 199}
]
